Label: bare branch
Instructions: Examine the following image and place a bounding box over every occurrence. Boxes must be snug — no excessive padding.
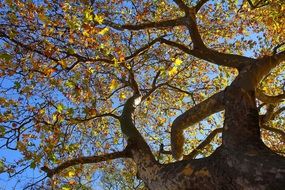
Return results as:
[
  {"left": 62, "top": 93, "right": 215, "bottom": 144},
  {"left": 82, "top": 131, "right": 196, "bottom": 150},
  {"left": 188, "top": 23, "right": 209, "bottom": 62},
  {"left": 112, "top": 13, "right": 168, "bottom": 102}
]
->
[
  {"left": 125, "top": 36, "right": 167, "bottom": 61},
  {"left": 256, "top": 89, "right": 285, "bottom": 104},
  {"left": 184, "top": 128, "right": 223, "bottom": 159},
  {"left": 41, "top": 150, "right": 129, "bottom": 177},
  {"left": 171, "top": 91, "right": 224, "bottom": 160}
]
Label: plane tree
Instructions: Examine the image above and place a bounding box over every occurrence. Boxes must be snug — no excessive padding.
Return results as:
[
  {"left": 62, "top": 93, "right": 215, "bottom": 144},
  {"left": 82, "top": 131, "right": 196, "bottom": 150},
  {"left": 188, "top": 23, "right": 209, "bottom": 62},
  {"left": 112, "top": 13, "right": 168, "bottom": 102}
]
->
[{"left": 0, "top": 0, "right": 284, "bottom": 189}]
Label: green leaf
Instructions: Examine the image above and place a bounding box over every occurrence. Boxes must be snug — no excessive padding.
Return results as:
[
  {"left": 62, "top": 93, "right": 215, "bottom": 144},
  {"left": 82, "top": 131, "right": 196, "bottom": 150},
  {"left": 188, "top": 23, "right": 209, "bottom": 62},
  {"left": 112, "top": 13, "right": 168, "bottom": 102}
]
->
[
  {"left": 57, "top": 104, "right": 64, "bottom": 113},
  {"left": 30, "top": 161, "right": 36, "bottom": 169},
  {"left": 0, "top": 126, "right": 5, "bottom": 137},
  {"left": 14, "top": 81, "right": 21, "bottom": 90},
  {"left": 65, "top": 81, "right": 75, "bottom": 88},
  {"left": 0, "top": 53, "right": 12, "bottom": 61}
]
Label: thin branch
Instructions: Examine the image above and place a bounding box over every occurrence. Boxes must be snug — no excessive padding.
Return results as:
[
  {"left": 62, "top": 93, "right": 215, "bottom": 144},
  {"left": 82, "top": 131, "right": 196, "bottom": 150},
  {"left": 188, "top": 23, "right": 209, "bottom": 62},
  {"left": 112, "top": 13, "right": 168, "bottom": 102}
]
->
[
  {"left": 72, "top": 112, "right": 120, "bottom": 122},
  {"left": 0, "top": 31, "right": 59, "bottom": 62},
  {"left": 152, "top": 70, "right": 161, "bottom": 88},
  {"left": 41, "top": 150, "right": 129, "bottom": 177},
  {"left": 171, "top": 91, "right": 225, "bottom": 160},
  {"left": 273, "top": 42, "right": 285, "bottom": 54},
  {"left": 125, "top": 36, "right": 167, "bottom": 61},
  {"left": 271, "top": 107, "right": 285, "bottom": 120},
  {"left": 184, "top": 128, "right": 223, "bottom": 159},
  {"left": 142, "top": 82, "right": 168, "bottom": 101},
  {"left": 23, "top": 176, "right": 47, "bottom": 190}
]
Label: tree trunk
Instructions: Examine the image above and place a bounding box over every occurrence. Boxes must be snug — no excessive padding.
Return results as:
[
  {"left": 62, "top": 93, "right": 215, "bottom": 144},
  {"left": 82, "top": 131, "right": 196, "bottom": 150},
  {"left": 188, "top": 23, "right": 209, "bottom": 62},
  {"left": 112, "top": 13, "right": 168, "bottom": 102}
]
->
[{"left": 133, "top": 85, "right": 285, "bottom": 190}]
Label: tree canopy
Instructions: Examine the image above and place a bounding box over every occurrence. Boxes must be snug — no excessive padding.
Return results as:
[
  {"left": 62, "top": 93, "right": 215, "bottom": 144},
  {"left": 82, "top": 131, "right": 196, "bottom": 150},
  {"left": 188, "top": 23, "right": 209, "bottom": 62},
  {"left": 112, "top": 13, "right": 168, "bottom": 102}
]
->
[{"left": 0, "top": 0, "right": 284, "bottom": 189}]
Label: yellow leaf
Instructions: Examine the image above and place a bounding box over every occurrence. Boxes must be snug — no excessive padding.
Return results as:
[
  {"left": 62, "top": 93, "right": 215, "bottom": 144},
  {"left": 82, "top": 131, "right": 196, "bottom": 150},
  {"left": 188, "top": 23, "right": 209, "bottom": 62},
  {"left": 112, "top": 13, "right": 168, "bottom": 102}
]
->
[
  {"left": 94, "top": 15, "right": 104, "bottom": 24},
  {"left": 174, "top": 58, "right": 182, "bottom": 66},
  {"left": 112, "top": 58, "right": 119, "bottom": 67},
  {"left": 119, "top": 92, "right": 126, "bottom": 100},
  {"left": 82, "top": 29, "right": 89, "bottom": 37},
  {"left": 98, "top": 27, "right": 109, "bottom": 35},
  {"left": 168, "top": 66, "right": 177, "bottom": 76},
  {"left": 67, "top": 170, "right": 75, "bottom": 177},
  {"left": 62, "top": 187, "right": 70, "bottom": 190},
  {"left": 84, "top": 8, "right": 93, "bottom": 22},
  {"left": 109, "top": 79, "right": 118, "bottom": 90},
  {"left": 59, "top": 60, "right": 67, "bottom": 69}
]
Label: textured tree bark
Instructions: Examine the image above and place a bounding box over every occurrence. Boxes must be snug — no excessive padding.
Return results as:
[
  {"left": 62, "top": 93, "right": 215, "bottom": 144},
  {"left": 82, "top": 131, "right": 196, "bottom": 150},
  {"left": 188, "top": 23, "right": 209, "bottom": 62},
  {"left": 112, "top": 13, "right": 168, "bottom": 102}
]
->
[
  {"left": 131, "top": 59, "right": 285, "bottom": 189},
  {"left": 132, "top": 89, "right": 285, "bottom": 190}
]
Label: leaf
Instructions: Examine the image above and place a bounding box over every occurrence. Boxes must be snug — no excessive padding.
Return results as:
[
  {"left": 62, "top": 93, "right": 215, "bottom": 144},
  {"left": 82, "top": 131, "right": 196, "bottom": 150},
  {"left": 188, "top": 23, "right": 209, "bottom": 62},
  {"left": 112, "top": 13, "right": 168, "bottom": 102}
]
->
[
  {"left": 98, "top": 27, "right": 109, "bottom": 35},
  {"left": 84, "top": 8, "right": 93, "bottom": 22},
  {"left": 67, "top": 170, "right": 75, "bottom": 177},
  {"left": 57, "top": 104, "right": 64, "bottom": 113},
  {"left": 61, "top": 185, "right": 71, "bottom": 190},
  {"left": 119, "top": 92, "right": 126, "bottom": 100},
  {"left": 13, "top": 81, "right": 21, "bottom": 90},
  {"left": 38, "top": 13, "right": 48, "bottom": 23},
  {"left": 0, "top": 126, "right": 5, "bottom": 137},
  {"left": 94, "top": 14, "right": 104, "bottom": 24},
  {"left": 44, "top": 68, "right": 57, "bottom": 76},
  {"left": 30, "top": 161, "right": 36, "bottom": 169},
  {"left": 65, "top": 81, "right": 75, "bottom": 88},
  {"left": 0, "top": 53, "right": 12, "bottom": 61},
  {"left": 109, "top": 79, "right": 118, "bottom": 90},
  {"left": 168, "top": 66, "right": 177, "bottom": 76},
  {"left": 82, "top": 29, "right": 90, "bottom": 37},
  {"left": 174, "top": 58, "right": 182, "bottom": 66}
]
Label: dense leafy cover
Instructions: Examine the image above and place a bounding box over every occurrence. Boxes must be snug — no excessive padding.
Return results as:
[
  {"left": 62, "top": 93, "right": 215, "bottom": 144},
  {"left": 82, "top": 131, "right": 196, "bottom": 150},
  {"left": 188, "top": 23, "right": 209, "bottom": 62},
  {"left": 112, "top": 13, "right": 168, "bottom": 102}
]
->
[{"left": 0, "top": 0, "right": 284, "bottom": 189}]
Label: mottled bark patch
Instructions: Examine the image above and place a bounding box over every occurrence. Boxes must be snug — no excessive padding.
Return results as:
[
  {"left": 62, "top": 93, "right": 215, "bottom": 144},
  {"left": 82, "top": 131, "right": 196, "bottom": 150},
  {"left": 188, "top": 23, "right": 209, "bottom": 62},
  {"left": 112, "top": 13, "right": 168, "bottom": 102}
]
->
[{"left": 182, "top": 165, "right": 193, "bottom": 175}]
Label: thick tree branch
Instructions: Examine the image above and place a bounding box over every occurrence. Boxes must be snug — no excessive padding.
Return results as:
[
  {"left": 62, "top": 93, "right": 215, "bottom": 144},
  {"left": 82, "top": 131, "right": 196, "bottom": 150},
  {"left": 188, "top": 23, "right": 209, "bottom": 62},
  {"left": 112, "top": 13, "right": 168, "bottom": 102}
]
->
[
  {"left": 247, "top": 0, "right": 269, "bottom": 9},
  {"left": 184, "top": 8, "right": 205, "bottom": 49},
  {"left": 41, "top": 149, "right": 129, "bottom": 177},
  {"left": 261, "top": 125, "right": 285, "bottom": 141},
  {"left": 163, "top": 123, "right": 285, "bottom": 159},
  {"left": 104, "top": 17, "right": 185, "bottom": 31},
  {"left": 256, "top": 89, "right": 285, "bottom": 104},
  {"left": 173, "top": 0, "right": 190, "bottom": 12},
  {"left": 195, "top": 0, "right": 210, "bottom": 12},
  {"left": 274, "top": 50, "right": 285, "bottom": 64},
  {"left": 160, "top": 38, "right": 253, "bottom": 69},
  {"left": 171, "top": 91, "right": 225, "bottom": 160}
]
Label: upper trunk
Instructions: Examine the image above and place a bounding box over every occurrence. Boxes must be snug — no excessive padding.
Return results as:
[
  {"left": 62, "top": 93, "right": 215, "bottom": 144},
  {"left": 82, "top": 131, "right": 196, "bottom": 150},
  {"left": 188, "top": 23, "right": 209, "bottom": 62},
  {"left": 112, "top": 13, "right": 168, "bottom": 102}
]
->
[
  {"left": 222, "top": 86, "right": 263, "bottom": 150},
  {"left": 131, "top": 68, "right": 285, "bottom": 189}
]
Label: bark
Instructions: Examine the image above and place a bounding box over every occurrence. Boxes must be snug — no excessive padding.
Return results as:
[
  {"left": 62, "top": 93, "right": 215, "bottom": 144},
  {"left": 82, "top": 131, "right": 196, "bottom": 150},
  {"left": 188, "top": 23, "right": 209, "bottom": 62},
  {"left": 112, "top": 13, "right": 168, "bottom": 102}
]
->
[
  {"left": 40, "top": 2, "right": 285, "bottom": 189},
  {"left": 129, "top": 56, "right": 285, "bottom": 189}
]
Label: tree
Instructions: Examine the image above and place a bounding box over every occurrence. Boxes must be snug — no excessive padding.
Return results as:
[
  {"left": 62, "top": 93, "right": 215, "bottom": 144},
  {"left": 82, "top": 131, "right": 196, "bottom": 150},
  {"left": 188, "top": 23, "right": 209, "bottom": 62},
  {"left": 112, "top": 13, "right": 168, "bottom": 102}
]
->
[{"left": 0, "top": 0, "right": 285, "bottom": 189}]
